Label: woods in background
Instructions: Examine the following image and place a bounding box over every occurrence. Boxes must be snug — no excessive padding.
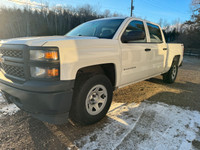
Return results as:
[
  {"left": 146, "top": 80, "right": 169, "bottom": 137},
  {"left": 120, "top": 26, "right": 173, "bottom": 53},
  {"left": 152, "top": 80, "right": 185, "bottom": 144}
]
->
[
  {"left": 0, "top": 5, "right": 120, "bottom": 39},
  {"left": 0, "top": 0, "right": 199, "bottom": 50},
  {"left": 164, "top": 0, "right": 200, "bottom": 50}
]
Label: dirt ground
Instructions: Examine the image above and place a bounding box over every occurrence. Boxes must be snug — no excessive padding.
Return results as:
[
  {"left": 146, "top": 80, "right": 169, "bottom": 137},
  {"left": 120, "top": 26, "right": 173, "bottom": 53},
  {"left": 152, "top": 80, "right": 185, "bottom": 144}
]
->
[
  {"left": 0, "top": 56, "right": 200, "bottom": 150},
  {"left": 114, "top": 56, "right": 200, "bottom": 111}
]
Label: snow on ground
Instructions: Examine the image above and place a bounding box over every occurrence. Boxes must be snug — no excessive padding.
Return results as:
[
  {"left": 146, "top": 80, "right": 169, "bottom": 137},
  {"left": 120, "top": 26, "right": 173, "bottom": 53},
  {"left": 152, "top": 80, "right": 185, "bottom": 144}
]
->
[
  {"left": 75, "top": 101, "right": 200, "bottom": 150},
  {"left": 0, "top": 104, "right": 20, "bottom": 116},
  {"left": 0, "top": 94, "right": 20, "bottom": 117},
  {"left": 0, "top": 93, "right": 5, "bottom": 103},
  {"left": 0, "top": 92, "right": 200, "bottom": 150}
]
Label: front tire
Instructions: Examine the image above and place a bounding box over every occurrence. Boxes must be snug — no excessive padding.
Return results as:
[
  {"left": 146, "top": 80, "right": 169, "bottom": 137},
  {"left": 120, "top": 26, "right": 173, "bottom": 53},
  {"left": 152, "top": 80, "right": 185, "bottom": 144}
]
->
[
  {"left": 163, "top": 61, "right": 178, "bottom": 84},
  {"left": 70, "top": 74, "right": 113, "bottom": 125}
]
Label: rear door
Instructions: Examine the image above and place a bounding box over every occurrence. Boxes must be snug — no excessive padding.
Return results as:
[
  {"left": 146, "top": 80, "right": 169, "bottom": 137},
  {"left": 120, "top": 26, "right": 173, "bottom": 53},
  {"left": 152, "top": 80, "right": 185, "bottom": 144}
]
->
[
  {"left": 145, "top": 22, "right": 168, "bottom": 75},
  {"left": 119, "top": 20, "right": 154, "bottom": 86}
]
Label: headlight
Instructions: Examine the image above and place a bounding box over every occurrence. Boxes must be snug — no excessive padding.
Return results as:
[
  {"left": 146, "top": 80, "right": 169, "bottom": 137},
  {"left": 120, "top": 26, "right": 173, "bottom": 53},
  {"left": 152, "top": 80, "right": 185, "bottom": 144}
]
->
[
  {"left": 30, "top": 50, "right": 59, "bottom": 61},
  {"left": 30, "top": 67, "right": 59, "bottom": 78}
]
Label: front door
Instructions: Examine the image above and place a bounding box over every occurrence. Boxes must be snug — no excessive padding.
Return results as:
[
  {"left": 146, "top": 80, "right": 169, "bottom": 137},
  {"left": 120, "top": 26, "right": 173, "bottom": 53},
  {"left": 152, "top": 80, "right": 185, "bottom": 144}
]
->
[{"left": 120, "top": 20, "right": 153, "bottom": 86}]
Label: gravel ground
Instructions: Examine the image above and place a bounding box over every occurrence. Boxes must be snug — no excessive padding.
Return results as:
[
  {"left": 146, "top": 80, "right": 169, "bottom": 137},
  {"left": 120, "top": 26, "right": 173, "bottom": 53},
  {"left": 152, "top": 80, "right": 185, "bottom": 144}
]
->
[{"left": 0, "top": 56, "right": 200, "bottom": 150}]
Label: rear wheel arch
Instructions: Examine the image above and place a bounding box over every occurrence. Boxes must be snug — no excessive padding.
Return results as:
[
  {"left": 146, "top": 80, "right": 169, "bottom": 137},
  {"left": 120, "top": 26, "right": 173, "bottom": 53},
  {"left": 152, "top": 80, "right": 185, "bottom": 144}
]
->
[{"left": 173, "top": 55, "right": 180, "bottom": 65}]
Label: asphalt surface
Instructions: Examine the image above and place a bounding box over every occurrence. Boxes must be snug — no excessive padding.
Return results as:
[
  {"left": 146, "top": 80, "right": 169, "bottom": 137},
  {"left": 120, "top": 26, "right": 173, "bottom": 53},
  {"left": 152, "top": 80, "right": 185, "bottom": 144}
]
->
[{"left": 0, "top": 56, "right": 200, "bottom": 150}]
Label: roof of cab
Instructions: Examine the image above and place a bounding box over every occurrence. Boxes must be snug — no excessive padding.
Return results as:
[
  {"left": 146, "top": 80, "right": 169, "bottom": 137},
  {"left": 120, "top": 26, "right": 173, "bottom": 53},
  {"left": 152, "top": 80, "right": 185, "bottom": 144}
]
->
[{"left": 87, "top": 17, "right": 161, "bottom": 28}]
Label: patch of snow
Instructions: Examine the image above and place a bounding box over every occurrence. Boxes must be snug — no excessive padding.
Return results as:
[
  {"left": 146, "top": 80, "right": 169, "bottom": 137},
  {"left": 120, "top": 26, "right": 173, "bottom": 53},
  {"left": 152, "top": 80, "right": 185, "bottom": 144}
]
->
[
  {"left": 0, "top": 94, "right": 6, "bottom": 103},
  {"left": 0, "top": 103, "right": 20, "bottom": 117},
  {"left": 0, "top": 93, "right": 20, "bottom": 116},
  {"left": 75, "top": 101, "right": 200, "bottom": 150}
]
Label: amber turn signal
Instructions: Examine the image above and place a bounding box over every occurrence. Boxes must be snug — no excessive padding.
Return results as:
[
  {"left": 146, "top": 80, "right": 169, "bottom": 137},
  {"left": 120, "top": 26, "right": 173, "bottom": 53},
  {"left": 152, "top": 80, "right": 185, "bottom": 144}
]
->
[
  {"left": 45, "top": 51, "right": 58, "bottom": 60},
  {"left": 48, "top": 68, "right": 59, "bottom": 77}
]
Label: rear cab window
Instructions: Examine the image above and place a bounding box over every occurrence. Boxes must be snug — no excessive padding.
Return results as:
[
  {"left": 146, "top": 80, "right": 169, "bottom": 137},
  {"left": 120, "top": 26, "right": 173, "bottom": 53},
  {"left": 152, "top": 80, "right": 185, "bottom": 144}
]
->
[{"left": 147, "top": 23, "right": 163, "bottom": 43}]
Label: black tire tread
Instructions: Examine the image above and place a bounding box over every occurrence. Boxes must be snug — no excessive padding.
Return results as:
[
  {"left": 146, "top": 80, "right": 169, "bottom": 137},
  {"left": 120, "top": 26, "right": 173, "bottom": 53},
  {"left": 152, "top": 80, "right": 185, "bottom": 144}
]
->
[
  {"left": 163, "top": 60, "right": 178, "bottom": 84},
  {"left": 69, "top": 73, "right": 113, "bottom": 125}
]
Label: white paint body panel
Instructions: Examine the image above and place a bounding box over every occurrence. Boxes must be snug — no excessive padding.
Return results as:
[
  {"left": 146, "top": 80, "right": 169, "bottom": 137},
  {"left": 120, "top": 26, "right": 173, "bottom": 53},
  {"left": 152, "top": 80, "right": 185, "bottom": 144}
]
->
[
  {"left": 0, "top": 17, "right": 184, "bottom": 88},
  {"left": 165, "top": 43, "right": 184, "bottom": 72},
  {"left": 43, "top": 39, "right": 122, "bottom": 86}
]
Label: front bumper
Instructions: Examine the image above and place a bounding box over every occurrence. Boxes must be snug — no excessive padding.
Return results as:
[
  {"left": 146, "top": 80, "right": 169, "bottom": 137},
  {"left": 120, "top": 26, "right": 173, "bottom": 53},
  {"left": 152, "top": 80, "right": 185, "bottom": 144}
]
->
[{"left": 0, "top": 76, "right": 74, "bottom": 124}]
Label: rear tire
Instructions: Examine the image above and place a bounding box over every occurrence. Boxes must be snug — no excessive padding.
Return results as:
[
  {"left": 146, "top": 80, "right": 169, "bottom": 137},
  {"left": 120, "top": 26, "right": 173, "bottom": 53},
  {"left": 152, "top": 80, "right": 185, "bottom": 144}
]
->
[
  {"left": 69, "top": 74, "right": 113, "bottom": 125},
  {"left": 163, "top": 61, "right": 178, "bottom": 84}
]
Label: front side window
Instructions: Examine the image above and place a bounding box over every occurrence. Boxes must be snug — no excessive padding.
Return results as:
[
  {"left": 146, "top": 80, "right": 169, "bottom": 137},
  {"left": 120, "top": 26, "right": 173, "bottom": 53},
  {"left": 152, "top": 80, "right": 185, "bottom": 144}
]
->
[
  {"left": 66, "top": 19, "right": 124, "bottom": 39},
  {"left": 121, "top": 20, "right": 146, "bottom": 43},
  {"left": 147, "top": 23, "right": 163, "bottom": 43}
]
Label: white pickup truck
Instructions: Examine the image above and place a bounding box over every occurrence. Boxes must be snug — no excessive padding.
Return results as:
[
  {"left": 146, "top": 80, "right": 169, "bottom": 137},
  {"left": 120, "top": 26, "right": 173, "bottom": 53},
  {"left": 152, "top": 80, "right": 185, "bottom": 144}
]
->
[{"left": 0, "top": 17, "right": 184, "bottom": 125}]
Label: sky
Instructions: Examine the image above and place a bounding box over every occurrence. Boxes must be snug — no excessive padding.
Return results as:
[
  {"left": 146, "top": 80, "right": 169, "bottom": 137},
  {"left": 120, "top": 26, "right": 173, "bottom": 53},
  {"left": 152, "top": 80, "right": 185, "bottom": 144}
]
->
[{"left": 0, "top": 0, "right": 192, "bottom": 25}]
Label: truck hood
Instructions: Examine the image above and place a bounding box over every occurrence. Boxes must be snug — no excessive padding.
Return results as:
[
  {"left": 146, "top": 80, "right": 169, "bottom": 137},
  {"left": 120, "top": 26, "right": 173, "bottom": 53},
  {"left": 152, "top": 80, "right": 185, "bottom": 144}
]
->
[{"left": 0, "top": 36, "right": 99, "bottom": 46}]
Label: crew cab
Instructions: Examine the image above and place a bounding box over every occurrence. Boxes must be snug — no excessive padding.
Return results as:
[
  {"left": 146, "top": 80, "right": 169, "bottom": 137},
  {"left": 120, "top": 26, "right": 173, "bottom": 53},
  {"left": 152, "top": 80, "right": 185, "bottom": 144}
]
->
[{"left": 0, "top": 17, "right": 184, "bottom": 125}]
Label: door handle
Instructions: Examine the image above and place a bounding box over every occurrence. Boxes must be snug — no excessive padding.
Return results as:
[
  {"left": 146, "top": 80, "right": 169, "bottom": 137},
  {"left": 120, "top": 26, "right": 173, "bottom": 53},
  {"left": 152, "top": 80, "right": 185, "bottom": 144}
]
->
[
  {"left": 145, "top": 48, "right": 151, "bottom": 52},
  {"left": 163, "top": 48, "right": 168, "bottom": 50}
]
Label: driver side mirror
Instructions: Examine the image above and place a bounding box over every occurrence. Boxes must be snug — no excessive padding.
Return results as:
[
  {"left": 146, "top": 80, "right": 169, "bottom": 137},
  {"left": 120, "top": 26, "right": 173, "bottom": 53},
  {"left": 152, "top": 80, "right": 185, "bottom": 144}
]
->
[{"left": 121, "top": 30, "right": 145, "bottom": 43}]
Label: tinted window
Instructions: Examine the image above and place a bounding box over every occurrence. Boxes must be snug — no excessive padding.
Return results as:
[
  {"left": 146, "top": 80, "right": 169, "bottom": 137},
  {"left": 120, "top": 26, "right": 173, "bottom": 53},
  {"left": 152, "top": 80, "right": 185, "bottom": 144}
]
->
[
  {"left": 66, "top": 19, "right": 124, "bottom": 39},
  {"left": 121, "top": 20, "right": 146, "bottom": 43},
  {"left": 147, "top": 23, "right": 163, "bottom": 43}
]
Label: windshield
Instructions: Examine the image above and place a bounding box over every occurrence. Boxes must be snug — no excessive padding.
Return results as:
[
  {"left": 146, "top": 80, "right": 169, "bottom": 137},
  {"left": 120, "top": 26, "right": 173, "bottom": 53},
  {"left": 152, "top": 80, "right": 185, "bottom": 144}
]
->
[{"left": 66, "top": 19, "right": 124, "bottom": 39}]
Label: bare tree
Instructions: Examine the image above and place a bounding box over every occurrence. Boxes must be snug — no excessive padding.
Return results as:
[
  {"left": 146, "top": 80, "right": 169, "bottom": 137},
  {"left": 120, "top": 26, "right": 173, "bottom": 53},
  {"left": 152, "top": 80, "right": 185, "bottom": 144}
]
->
[{"left": 0, "top": 4, "right": 123, "bottom": 39}]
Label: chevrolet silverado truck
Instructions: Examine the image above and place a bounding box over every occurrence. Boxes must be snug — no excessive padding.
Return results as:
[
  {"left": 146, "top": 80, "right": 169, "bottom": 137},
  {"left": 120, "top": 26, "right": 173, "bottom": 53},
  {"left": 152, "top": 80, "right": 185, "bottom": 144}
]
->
[{"left": 0, "top": 17, "right": 184, "bottom": 125}]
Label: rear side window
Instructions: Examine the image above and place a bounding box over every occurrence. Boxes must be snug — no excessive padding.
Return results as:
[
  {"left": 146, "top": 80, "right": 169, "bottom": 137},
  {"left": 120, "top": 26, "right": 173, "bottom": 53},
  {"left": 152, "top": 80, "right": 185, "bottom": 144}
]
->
[
  {"left": 122, "top": 20, "right": 146, "bottom": 43},
  {"left": 147, "top": 23, "right": 163, "bottom": 43}
]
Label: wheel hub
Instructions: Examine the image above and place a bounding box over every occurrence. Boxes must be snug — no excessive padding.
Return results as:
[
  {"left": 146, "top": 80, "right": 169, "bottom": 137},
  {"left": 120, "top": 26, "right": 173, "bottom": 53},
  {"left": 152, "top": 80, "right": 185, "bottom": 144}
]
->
[
  {"left": 86, "top": 84, "right": 108, "bottom": 115},
  {"left": 172, "top": 65, "right": 177, "bottom": 79},
  {"left": 89, "top": 93, "right": 99, "bottom": 104}
]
